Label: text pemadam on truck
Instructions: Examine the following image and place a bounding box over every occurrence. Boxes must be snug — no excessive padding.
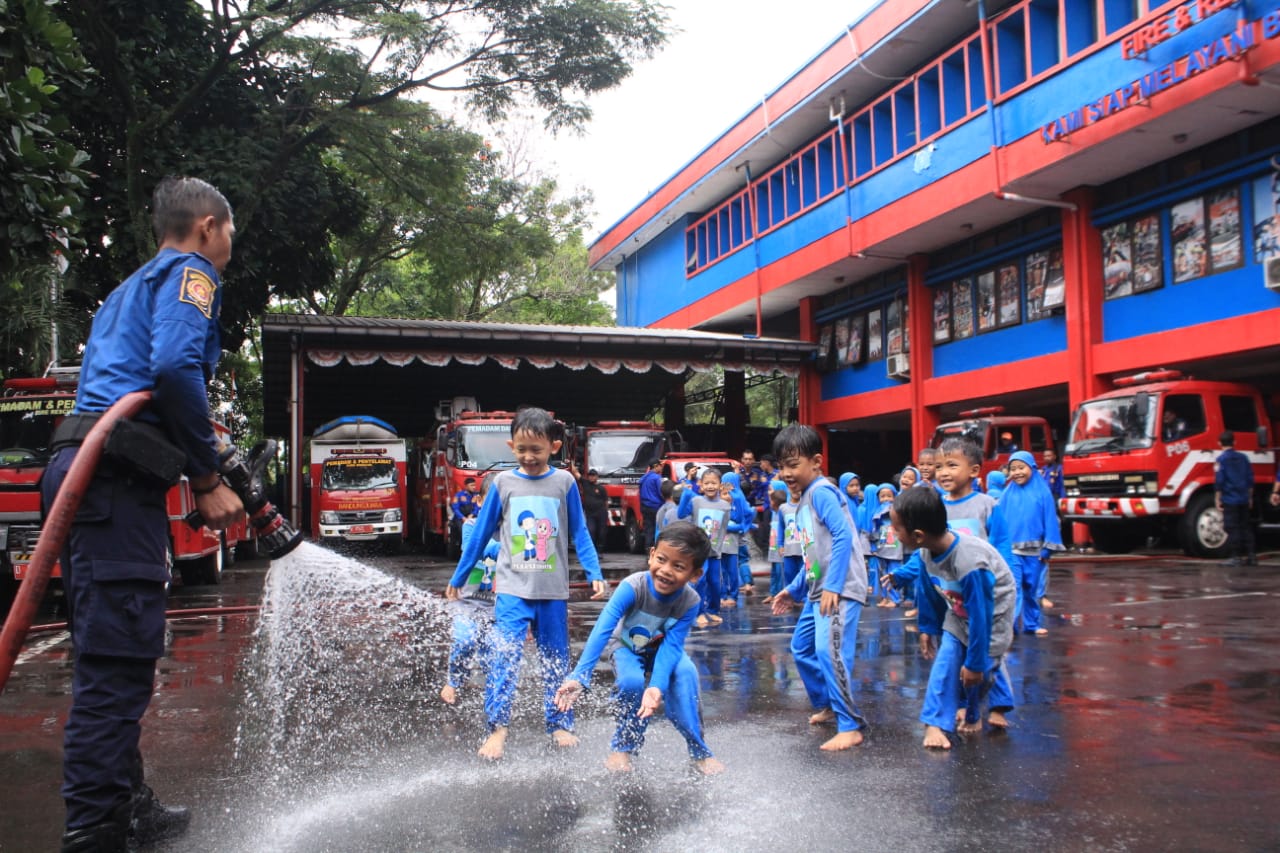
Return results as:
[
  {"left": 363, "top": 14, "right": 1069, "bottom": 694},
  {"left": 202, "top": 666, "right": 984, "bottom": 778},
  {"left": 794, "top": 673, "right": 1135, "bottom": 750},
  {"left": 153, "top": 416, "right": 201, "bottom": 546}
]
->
[
  {"left": 0, "top": 368, "right": 253, "bottom": 615},
  {"left": 1060, "top": 369, "right": 1279, "bottom": 556},
  {"left": 309, "top": 415, "right": 408, "bottom": 551}
]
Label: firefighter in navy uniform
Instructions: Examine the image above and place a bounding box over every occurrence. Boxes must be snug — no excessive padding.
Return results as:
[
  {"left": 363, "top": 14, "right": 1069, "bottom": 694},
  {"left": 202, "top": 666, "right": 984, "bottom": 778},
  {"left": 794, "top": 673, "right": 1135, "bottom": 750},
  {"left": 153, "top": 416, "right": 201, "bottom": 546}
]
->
[{"left": 43, "top": 177, "right": 245, "bottom": 853}]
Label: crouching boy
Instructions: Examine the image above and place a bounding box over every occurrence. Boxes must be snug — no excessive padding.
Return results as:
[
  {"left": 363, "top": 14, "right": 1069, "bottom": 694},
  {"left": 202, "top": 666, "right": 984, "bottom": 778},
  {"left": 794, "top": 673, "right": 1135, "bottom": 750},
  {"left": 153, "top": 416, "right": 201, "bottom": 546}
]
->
[
  {"left": 556, "top": 521, "right": 725, "bottom": 775},
  {"left": 890, "top": 487, "right": 1016, "bottom": 749}
]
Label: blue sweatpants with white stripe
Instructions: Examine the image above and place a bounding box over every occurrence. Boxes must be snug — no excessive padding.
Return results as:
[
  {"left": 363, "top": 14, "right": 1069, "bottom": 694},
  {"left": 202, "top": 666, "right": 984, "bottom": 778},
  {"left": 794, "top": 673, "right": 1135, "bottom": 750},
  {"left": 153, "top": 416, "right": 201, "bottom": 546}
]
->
[{"left": 790, "top": 598, "right": 866, "bottom": 733}]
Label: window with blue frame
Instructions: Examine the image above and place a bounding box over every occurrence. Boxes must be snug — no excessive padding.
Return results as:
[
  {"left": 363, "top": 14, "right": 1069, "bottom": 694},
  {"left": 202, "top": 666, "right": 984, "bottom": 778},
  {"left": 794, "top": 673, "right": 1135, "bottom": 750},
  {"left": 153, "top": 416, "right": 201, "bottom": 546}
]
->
[{"left": 935, "top": 243, "right": 1063, "bottom": 341}]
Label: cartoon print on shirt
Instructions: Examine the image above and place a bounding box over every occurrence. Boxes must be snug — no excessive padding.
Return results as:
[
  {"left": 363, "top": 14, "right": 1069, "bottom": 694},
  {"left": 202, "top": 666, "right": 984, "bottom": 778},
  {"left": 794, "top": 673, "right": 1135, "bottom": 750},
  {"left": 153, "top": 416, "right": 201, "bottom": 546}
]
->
[{"left": 508, "top": 494, "right": 560, "bottom": 571}]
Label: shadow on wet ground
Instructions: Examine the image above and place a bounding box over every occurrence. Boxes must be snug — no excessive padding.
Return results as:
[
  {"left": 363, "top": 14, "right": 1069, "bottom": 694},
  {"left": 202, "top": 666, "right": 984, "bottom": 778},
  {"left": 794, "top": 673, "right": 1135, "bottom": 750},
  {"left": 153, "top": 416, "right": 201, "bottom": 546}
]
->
[{"left": 2, "top": 547, "right": 1278, "bottom": 852}]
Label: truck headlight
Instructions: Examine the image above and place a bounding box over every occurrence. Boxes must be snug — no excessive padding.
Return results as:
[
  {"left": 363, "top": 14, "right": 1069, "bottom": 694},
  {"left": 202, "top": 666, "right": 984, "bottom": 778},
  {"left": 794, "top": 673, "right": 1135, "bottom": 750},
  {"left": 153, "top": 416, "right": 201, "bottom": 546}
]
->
[
  {"left": 1066, "top": 488, "right": 1080, "bottom": 497},
  {"left": 320, "top": 511, "right": 339, "bottom": 525},
  {"left": 383, "top": 509, "right": 401, "bottom": 523}
]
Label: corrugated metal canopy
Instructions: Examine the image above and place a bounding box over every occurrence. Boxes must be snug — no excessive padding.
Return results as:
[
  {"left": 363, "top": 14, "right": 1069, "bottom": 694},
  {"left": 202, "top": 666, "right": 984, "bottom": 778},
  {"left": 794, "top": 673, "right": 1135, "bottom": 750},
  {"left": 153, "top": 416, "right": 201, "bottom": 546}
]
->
[{"left": 260, "top": 315, "right": 815, "bottom": 437}]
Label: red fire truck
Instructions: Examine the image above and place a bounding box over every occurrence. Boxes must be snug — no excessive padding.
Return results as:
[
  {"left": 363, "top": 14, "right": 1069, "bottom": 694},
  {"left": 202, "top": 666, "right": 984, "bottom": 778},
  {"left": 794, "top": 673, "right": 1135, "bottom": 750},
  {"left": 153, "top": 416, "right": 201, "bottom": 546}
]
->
[
  {"left": 0, "top": 369, "right": 252, "bottom": 613},
  {"left": 569, "top": 421, "right": 680, "bottom": 553},
  {"left": 309, "top": 415, "right": 408, "bottom": 551},
  {"left": 929, "top": 407, "right": 1057, "bottom": 480},
  {"left": 1060, "top": 369, "right": 1278, "bottom": 556},
  {"left": 412, "top": 400, "right": 524, "bottom": 557}
]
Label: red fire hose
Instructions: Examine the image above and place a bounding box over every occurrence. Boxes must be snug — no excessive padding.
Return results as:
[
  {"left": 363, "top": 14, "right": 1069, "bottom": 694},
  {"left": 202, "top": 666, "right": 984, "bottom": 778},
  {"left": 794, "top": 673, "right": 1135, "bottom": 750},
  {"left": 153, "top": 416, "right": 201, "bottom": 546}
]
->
[{"left": 0, "top": 391, "right": 153, "bottom": 692}]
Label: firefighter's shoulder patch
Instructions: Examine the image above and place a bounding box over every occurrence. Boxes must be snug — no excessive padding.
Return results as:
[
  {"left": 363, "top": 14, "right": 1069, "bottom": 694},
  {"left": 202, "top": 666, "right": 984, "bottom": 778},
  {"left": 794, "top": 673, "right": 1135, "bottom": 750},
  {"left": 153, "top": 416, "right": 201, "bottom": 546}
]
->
[{"left": 178, "top": 266, "right": 217, "bottom": 319}]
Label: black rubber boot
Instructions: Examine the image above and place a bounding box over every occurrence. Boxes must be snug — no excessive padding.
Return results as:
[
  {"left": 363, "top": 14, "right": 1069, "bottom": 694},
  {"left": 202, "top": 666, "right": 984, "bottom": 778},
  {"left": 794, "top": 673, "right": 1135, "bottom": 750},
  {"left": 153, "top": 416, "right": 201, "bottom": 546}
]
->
[
  {"left": 60, "top": 803, "right": 135, "bottom": 853},
  {"left": 130, "top": 784, "right": 191, "bottom": 845}
]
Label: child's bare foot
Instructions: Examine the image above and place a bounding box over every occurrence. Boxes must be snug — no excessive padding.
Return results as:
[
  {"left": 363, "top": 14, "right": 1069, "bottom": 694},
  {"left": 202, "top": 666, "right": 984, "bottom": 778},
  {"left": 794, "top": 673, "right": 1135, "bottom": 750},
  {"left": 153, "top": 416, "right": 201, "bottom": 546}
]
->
[
  {"left": 1034, "top": 627, "right": 1049, "bottom": 636},
  {"left": 604, "top": 751, "right": 633, "bottom": 772},
  {"left": 740, "top": 584, "right": 755, "bottom": 595},
  {"left": 720, "top": 597, "right": 737, "bottom": 608},
  {"left": 762, "top": 595, "right": 775, "bottom": 605},
  {"left": 876, "top": 599, "right": 895, "bottom": 608},
  {"left": 820, "top": 730, "right": 864, "bottom": 751},
  {"left": 987, "top": 710, "right": 1010, "bottom": 729},
  {"left": 695, "top": 615, "right": 709, "bottom": 628},
  {"left": 809, "top": 708, "right": 836, "bottom": 725},
  {"left": 439, "top": 684, "right": 458, "bottom": 705},
  {"left": 551, "top": 729, "right": 579, "bottom": 748},
  {"left": 903, "top": 607, "right": 919, "bottom": 618},
  {"left": 478, "top": 727, "right": 508, "bottom": 760},
  {"left": 956, "top": 716, "right": 982, "bottom": 734},
  {"left": 706, "top": 613, "right": 724, "bottom": 625},
  {"left": 694, "top": 756, "right": 726, "bottom": 775},
  {"left": 1040, "top": 597, "right": 1054, "bottom": 610},
  {"left": 922, "top": 725, "right": 952, "bottom": 749}
]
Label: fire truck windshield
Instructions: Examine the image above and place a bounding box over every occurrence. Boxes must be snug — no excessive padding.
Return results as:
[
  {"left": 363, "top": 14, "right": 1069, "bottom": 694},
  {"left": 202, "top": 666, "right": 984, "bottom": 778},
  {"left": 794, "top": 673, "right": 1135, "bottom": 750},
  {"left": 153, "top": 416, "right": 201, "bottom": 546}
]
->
[
  {"left": 587, "top": 433, "right": 663, "bottom": 476},
  {"left": 454, "top": 427, "right": 517, "bottom": 470},
  {"left": 321, "top": 457, "right": 398, "bottom": 491},
  {"left": 0, "top": 408, "right": 60, "bottom": 467},
  {"left": 1066, "top": 394, "right": 1157, "bottom": 455}
]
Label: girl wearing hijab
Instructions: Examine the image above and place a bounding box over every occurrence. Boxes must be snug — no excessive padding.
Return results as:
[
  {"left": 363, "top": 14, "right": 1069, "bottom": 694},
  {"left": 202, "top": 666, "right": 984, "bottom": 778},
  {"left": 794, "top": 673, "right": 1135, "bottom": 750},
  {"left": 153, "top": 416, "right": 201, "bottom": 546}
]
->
[
  {"left": 719, "top": 471, "right": 754, "bottom": 609},
  {"left": 985, "top": 469, "right": 1007, "bottom": 502},
  {"left": 869, "top": 483, "right": 903, "bottom": 606},
  {"left": 999, "top": 451, "right": 1064, "bottom": 635}
]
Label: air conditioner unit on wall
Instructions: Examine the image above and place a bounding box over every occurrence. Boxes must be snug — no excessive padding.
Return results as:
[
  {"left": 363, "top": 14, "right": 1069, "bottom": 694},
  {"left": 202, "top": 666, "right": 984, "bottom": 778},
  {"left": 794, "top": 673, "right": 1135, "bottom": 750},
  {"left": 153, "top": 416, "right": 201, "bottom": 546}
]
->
[
  {"left": 886, "top": 353, "right": 910, "bottom": 379},
  {"left": 1264, "top": 257, "right": 1280, "bottom": 291}
]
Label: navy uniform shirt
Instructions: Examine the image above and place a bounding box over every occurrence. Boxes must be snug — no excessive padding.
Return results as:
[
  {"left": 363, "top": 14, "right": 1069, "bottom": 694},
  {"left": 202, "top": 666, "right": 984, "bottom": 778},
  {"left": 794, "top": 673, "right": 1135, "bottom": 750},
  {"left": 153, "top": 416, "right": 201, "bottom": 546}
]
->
[
  {"left": 76, "top": 248, "right": 222, "bottom": 476},
  {"left": 452, "top": 489, "right": 478, "bottom": 521},
  {"left": 1215, "top": 448, "right": 1254, "bottom": 506}
]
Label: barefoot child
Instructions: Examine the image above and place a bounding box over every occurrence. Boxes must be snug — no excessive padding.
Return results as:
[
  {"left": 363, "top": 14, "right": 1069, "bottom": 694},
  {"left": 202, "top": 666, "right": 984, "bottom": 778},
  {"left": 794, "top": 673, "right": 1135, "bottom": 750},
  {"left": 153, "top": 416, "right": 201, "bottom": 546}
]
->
[
  {"left": 440, "top": 538, "right": 500, "bottom": 705},
  {"left": 869, "top": 484, "right": 903, "bottom": 607},
  {"left": 718, "top": 472, "right": 753, "bottom": 608},
  {"left": 763, "top": 483, "right": 788, "bottom": 604},
  {"left": 889, "top": 487, "right": 1015, "bottom": 750},
  {"left": 676, "top": 467, "right": 731, "bottom": 626},
  {"left": 447, "top": 407, "right": 607, "bottom": 760},
  {"left": 555, "top": 522, "right": 725, "bottom": 775},
  {"left": 770, "top": 424, "right": 870, "bottom": 751}
]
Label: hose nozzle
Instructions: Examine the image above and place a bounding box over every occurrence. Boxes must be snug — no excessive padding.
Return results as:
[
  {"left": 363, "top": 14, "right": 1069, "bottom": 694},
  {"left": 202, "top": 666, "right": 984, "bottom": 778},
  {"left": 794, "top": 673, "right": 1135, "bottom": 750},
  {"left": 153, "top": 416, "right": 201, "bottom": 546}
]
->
[{"left": 200, "top": 440, "right": 303, "bottom": 559}]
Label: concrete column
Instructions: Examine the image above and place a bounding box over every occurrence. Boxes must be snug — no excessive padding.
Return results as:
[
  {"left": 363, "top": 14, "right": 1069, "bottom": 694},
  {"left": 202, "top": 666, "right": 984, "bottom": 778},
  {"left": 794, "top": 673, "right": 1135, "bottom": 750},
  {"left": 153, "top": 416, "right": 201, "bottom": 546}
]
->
[
  {"left": 907, "top": 255, "right": 940, "bottom": 453},
  {"left": 1062, "top": 187, "right": 1108, "bottom": 409}
]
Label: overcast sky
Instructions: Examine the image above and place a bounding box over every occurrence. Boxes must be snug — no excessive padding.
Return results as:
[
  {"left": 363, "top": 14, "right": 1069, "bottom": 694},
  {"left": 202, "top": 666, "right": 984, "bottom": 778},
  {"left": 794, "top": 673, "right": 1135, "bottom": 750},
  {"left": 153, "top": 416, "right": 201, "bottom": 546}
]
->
[{"left": 533, "top": 1, "right": 877, "bottom": 239}]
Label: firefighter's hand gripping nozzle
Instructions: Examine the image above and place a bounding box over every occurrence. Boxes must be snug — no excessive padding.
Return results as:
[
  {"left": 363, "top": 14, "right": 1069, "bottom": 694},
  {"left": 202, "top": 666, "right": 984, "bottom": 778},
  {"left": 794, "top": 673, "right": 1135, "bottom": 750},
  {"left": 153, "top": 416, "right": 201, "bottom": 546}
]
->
[{"left": 188, "top": 440, "right": 303, "bottom": 559}]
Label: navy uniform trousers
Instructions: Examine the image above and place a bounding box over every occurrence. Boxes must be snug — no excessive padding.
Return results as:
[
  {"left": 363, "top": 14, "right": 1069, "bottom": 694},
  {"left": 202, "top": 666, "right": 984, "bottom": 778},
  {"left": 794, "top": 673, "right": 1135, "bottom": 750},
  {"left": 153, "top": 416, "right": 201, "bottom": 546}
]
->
[{"left": 42, "top": 447, "right": 171, "bottom": 829}]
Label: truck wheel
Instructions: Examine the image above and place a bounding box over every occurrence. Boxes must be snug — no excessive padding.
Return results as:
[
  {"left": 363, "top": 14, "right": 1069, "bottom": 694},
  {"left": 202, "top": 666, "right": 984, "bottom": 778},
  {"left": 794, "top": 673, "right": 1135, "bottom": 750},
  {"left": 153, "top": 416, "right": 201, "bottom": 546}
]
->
[
  {"left": 1086, "top": 523, "right": 1147, "bottom": 555},
  {"left": 0, "top": 566, "right": 17, "bottom": 620},
  {"left": 180, "top": 546, "right": 223, "bottom": 587},
  {"left": 625, "top": 516, "right": 646, "bottom": 554},
  {"left": 1178, "top": 492, "right": 1229, "bottom": 558}
]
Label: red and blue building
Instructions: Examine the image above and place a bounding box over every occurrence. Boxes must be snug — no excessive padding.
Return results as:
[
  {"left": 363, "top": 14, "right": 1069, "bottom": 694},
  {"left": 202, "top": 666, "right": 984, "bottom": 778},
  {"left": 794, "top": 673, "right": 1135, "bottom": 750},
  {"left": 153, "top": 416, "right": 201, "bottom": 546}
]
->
[{"left": 590, "top": 0, "right": 1280, "bottom": 472}]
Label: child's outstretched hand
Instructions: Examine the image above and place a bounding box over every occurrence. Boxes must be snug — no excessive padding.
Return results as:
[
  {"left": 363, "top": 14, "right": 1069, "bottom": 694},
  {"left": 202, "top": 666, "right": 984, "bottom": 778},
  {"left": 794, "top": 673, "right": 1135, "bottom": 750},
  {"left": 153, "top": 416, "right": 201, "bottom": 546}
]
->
[
  {"left": 771, "top": 589, "right": 795, "bottom": 615},
  {"left": 637, "top": 686, "right": 663, "bottom": 719},
  {"left": 879, "top": 573, "right": 896, "bottom": 591},
  {"left": 590, "top": 579, "right": 608, "bottom": 600},
  {"left": 960, "top": 666, "right": 982, "bottom": 688},
  {"left": 919, "top": 633, "right": 938, "bottom": 660},
  {"left": 444, "top": 585, "right": 462, "bottom": 601},
  {"left": 555, "top": 679, "right": 584, "bottom": 712}
]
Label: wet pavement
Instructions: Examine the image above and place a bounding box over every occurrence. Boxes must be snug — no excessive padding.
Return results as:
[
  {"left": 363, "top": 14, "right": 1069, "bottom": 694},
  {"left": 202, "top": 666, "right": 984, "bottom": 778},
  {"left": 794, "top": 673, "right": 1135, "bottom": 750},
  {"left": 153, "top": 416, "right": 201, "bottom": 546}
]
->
[{"left": 2, "top": 543, "right": 1278, "bottom": 852}]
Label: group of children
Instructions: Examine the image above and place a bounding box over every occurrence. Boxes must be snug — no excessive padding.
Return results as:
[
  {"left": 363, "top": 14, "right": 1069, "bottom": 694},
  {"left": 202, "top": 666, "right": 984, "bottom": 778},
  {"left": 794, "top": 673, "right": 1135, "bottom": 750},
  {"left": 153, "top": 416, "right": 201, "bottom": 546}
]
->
[{"left": 440, "top": 409, "right": 1064, "bottom": 775}]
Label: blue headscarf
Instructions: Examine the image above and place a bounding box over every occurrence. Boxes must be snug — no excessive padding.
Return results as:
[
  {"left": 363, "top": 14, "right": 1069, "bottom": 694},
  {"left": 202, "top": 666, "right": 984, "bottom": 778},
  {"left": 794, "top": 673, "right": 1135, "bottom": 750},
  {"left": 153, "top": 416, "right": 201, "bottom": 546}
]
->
[
  {"left": 838, "top": 472, "right": 861, "bottom": 515},
  {"left": 871, "top": 481, "right": 898, "bottom": 527},
  {"left": 857, "top": 483, "right": 882, "bottom": 533},
  {"left": 900, "top": 465, "right": 921, "bottom": 488},
  {"left": 720, "top": 471, "right": 753, "bottom": 527},
  {"left": 999, "top": 451, "right": 1063, "bottom": 554},
  {"left": 986, "top": 470, "right": 1006, "bottom": 502}
]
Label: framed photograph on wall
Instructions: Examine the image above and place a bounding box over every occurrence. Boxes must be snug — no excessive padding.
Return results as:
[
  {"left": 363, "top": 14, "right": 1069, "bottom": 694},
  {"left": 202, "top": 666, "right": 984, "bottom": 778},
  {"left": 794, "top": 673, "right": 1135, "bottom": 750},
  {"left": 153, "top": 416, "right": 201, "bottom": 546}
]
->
[
  {"left": 902, "top": 297, "right": 910, "bottom": 353},
  {"left": 933, "top": 287, "right": 951, "bottom": 343},
  {"left": 834, "top": 316, "right": 851, "bottom": 367},
  {"left": 1131, "top": 214, "right": 1163, "bottom": 292},
  {"left": 886, "top": 299, "right": 902, "bottom": 355},
  {"left": 867, "top": 308, "right": 884, "bottom": 360},
  {"left": 1254, "top": 173, "right": 1280, "bottom": 263},
  {"left": 1043, "top": 247, "right": 1066, "bottom": 309},
  {"left": 952, "top": 277, "right": 974, "bottom": 339},
  {"left": 1208, "top": 187, "right": 1242, "bottom": 273},
  {"left": 1025, "top": 250, "right": 1050, "bottom": 322},
  {"left": 1171, "top": 196, "right": 1207, "bottom": 283},
  {"left": 976, "top": 270, "right": 997, "bottom": 333},
  {"left": 996, "top": 263, "right": 1021, "bottom": 327},
  {"left": 847, "top": 313, "right": 865, "bottom": 365},
  {"left": 817, "top": 324, "right": 834, "bottom": 371},
  {"left": 1102, "top": 221, "right": 1132, "bottom": 299}
]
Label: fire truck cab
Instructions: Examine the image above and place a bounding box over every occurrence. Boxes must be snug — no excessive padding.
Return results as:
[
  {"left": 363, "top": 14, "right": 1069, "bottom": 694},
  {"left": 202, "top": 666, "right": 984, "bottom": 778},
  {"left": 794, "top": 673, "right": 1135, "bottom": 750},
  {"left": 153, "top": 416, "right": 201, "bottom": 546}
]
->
[
  {"left": 929, "top": 407, "right": 1057, "bottom": 481},
  {"left": 569, "top": 421, "right": 680, "bottom": 553},
  {"left": 1061, "top": 369, "right": 1278, "bottom": 556}
]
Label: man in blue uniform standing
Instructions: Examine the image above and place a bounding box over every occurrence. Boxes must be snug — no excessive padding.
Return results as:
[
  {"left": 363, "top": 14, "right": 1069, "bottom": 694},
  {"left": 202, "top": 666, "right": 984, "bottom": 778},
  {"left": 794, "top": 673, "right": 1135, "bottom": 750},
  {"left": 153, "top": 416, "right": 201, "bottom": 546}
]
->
[
  {"left": 638, "top": 459, "right": 663, "bottom": 545},
  {"left": 1214, "top": 431, "right": 1256, "bottom": 566},
  {"left": 43, "top": 177, "right": 245, "bottom": 853}
]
